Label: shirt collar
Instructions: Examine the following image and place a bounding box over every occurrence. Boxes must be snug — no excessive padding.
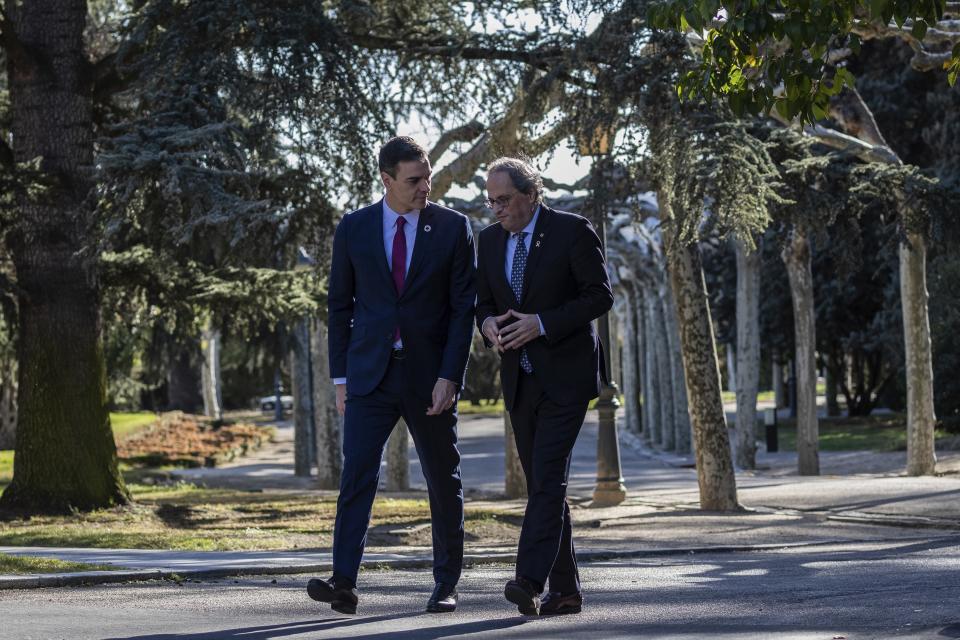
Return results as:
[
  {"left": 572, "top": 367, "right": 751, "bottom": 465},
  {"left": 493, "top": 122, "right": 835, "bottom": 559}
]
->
[
  {"left": 383, "top": 198, "right": 421, "bottom": 227},
  {"left": 516, "top": 204, "right": 541, "bottom": 238}
]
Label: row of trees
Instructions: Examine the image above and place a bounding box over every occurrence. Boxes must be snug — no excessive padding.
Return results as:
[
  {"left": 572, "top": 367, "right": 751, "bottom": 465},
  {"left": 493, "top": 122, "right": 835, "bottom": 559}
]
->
[{"left": 1, "top": 0, "right": 957, "bottom": 513}]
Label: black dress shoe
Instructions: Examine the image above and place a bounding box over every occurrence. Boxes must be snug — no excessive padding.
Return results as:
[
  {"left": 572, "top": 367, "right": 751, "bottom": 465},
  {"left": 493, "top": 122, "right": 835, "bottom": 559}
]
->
[
  {"left": 540, "top": 591, "right": 583, "bottom": 615},
  {"left": 426, "top": 582, "right": 458, "bottom": 613},
  {"left": 504, "top": 577, "right": 541, "bottom": 615},
  {"left": 306, "top": 576, "right": 359, "bottom": 615}
]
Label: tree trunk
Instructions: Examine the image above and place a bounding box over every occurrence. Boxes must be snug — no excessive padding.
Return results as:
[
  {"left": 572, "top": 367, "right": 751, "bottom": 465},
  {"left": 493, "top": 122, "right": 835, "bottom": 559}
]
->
[
  {"left": 503, "top": 411, "right": 526, "bottom": 498},
  {"left": 734, "top": 236, "right": 761, "bottom": 469},
  {"left": 200, "top": 327, "right": 222, "bottom": 420},
  {"left": 825, "top": 365, "right": 841, "bottom": 417},
  {"left": 642, "top": 289, "right": 661, "bottom": 446},
  {"left": 725, "top": 346, "right": 737, "bottom": 394},
  {"left": 0, "top": 364, "right": 16, "bottom": 450},
  {"left": 385, "top": 420, "right": 410, "bottom": 491},
  {"left": 0, "top": 0, "right": 128, "bottom": 512},
  {"left": 901, "top": 234, "right": 937, "bottom": 475},
  {"left": 782, "top": 229, "right": 819, "bottom": 476},
  {"left": 662, "top": 197, "right": 738, "bottom": 511},
  {"left": 773, "top": 353, "right": 787, "bottom": 409},
  {"left": 664, "top": 284, "right": 692, "bottom": 454},
  {"left": 655, "top": 291, "right": 677, "bottom": 451},
  {"left": 313, "top": 318, "right": 342, "bottom": 490},
  {"left": 620, "top": 283, "right": 642, "bottom": 435},
  {"left": 610, "top": 298, "right": 623, "bottom": 390},
  {"left": 645, "top": 292, "right": 670, "bottom": 447},
  {"left": 290, "top": 318, "right": 314, "bottom": 478},
  {"left": 166, "top": 347, "right": 202, "bottom": 413}
]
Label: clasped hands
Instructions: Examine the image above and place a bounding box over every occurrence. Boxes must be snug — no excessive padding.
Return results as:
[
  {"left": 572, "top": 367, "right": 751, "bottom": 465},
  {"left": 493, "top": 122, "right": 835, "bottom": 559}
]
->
[{"left": 481, "top": 309, "right": 541, "bottom": 354}]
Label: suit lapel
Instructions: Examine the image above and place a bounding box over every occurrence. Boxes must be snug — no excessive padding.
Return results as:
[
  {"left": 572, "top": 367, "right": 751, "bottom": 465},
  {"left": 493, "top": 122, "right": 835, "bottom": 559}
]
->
[
  {"left": 369, "top": 200, "right": 396, "bottom": 297},
  {"left": 400, "top": 204, "right": 434, "bottom": 297},
  {"left": 520, "top": 206, "right": 552, "bottom": 305}
]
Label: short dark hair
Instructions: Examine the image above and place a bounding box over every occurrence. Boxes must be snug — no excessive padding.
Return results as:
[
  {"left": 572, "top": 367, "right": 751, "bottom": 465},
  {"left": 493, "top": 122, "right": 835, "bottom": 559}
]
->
[
  {"left": 487, "top": 157, "right": 544, "bottom": 203},
  {"left": 379, "top": 136, "right": 428, "bottom": 178}
]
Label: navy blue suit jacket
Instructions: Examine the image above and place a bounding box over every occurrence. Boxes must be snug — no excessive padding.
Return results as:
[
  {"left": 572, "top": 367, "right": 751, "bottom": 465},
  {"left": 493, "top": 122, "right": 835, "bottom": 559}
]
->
[{"left": 328, "top": 199, "right": 477, "bottom": 399}]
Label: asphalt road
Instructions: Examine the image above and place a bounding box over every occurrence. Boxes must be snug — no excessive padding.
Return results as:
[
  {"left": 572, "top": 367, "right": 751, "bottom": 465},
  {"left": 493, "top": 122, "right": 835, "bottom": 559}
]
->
[{"left": 3, "top": 538, "right": 960, "bottom": 640}]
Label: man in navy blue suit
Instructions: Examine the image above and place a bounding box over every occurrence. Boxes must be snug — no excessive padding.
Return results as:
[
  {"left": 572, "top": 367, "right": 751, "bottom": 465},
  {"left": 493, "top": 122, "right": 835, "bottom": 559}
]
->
[{"left": 307, "top": 137, "right": 476, "bottom": 615}]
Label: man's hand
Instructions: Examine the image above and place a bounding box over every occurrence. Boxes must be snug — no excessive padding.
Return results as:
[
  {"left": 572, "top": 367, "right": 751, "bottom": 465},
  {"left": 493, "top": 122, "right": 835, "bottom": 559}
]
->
[
  {"left": 335, "top": 383, "right": 346, "bottom": 416},
  {"left": 482, "top": 312, "right": 513, "bottom": 353},
  {"left": 499, "top": 309, "right": 541, "bottom": 350},
  {"left": 427, "top": 378, "right": 458, "bottom": 415}
]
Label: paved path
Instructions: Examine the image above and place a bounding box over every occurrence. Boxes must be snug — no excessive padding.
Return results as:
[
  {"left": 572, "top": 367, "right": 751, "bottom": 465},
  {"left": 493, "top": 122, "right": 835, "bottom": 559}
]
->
[{"left": 2, "top": 541, "right": 960, "bottom": 639}]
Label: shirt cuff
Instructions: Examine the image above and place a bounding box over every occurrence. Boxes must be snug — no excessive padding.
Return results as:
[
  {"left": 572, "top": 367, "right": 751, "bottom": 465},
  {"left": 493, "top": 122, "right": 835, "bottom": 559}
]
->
[
  {"left": 333, "top": 378, "right": 346, "bottom": 385},
  {"left": 537, "top": 314, "right": 546, "bottom": 337}
]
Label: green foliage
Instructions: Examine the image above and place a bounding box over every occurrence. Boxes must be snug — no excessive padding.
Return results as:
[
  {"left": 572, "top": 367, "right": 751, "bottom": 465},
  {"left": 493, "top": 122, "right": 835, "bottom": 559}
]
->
[
  {"left": 649, "top": 0, "right": 960, "bottom": 122},
  {"left": 0, "top": 553, "right": 118, "bottom": 574}
]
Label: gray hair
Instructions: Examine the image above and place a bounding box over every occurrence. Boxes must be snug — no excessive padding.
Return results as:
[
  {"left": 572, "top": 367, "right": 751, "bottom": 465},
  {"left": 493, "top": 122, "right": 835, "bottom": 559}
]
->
[{"left": 488, "top": 157, "right": 544, "bottom": 203}]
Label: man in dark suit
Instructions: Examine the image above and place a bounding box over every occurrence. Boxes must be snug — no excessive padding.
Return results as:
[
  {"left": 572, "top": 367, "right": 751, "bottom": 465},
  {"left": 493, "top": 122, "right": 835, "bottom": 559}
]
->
[
  {"left": 476, "top": 157, "right": 613, "bottom": 616},
  {"left": 308, "top": 136, "right": 476, "bottom": 614}
]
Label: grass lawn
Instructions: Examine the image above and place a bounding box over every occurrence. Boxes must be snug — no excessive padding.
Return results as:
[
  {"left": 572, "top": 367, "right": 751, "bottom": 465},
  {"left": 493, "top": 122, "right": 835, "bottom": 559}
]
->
[
  {"left": 0, "top": 552, "right": 118, "bottom": 575},
  {"left": 109, "top": 411, "right": 159, "bottom": 440},
  {"left": 768, "top": 413, "right": 942, "bottom": 453},
  {"left": 0, "top": 483, "right": 519, "bottom": 552}
]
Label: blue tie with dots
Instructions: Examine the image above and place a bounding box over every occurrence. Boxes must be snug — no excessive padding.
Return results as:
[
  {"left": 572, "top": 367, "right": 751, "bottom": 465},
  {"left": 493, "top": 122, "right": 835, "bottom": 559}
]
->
[{"left": 510, "top": 232, "right": 533, "bottom": 374}]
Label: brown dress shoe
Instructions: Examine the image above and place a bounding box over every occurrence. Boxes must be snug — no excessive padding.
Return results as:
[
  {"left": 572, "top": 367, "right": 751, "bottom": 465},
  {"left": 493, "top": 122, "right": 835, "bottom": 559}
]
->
[{"left": 540, "top": 591, "right": 583, "bottom": 615}]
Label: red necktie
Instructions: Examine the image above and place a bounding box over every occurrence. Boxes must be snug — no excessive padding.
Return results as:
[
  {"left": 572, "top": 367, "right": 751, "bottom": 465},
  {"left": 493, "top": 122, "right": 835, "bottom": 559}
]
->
[{"left": 392, "top": 216, "right": 407, "bottom": 341}]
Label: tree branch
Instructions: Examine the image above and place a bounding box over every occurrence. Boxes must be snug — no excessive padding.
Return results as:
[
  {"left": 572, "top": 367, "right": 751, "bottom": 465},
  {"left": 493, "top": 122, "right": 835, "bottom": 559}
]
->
[{"left": 428, "top": 120, "right": 485, "bottom": 164}]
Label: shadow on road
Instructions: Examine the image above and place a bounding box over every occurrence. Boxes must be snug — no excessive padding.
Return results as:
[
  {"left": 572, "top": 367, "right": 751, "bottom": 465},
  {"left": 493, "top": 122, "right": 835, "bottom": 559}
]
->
[{"left": 103, "top": 612, "right": 527, "bottom": 640}]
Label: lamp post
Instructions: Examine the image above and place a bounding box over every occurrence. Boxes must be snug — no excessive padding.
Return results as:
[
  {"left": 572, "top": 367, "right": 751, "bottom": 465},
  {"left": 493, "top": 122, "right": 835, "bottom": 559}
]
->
[{"left": 580, "top": 131, "right": 627, "bottom": 507}]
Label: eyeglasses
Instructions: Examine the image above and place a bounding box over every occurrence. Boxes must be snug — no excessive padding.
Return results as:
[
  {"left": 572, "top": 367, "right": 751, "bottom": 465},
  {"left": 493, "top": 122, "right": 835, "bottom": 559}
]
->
[{"left": 484, "top": 193, "right": 517, "bottom": 210}]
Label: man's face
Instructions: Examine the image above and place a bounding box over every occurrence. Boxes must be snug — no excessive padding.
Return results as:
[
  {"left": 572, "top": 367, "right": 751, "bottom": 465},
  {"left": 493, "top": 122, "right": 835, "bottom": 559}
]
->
[
  {"left": 382, "top": 158, "right": 431, "bottom": 213},
  {"left": 486, "top": 170, "right": 536, "bottom": 234}
]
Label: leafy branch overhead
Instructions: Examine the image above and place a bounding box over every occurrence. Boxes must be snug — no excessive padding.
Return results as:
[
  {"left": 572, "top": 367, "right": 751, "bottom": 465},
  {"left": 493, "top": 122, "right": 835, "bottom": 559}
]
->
[{"left": 649, "top": 0, "right": 960, "bottom": 122}]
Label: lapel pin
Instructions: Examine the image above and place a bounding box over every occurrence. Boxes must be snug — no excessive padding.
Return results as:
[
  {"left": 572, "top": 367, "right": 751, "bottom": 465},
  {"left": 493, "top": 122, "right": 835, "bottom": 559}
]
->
[
  {"left": 535, "top": 241, "right": 541, "bottom": 248},
  {"left": 424, "top": 225, "right": 432, "bottom": 232}
]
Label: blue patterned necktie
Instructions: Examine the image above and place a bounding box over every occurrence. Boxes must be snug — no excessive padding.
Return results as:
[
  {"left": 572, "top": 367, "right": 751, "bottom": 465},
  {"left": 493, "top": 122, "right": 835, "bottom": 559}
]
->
[{"left": 510, "top": 232, "right": 533, "bottom": 374}]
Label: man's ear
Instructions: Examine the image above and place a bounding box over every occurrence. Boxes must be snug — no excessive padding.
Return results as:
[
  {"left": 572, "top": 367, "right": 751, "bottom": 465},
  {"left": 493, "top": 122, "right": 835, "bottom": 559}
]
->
[{"left": 380, "top": 171, "right": 392, "bottom": 191}]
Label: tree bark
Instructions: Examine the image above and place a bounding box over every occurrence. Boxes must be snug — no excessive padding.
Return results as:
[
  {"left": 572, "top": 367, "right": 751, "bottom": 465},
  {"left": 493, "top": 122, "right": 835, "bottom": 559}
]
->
[
  {"left": 644, "top": 292, "right": 669, "bottom": 447},
  {"left": 290, "top": 318, "right": 314, "bottom": 478},
  {"left": 825, "top": 365, "right": 842, "bottom": 417},
  {"left": 0, "top": 363, "right": 16, "bottom": 450},
  {"left": 200, "top": 327, "right": 222, "bottom": 420},
  {"left": 385, "top": 420, "right": 410, "bottom": 491},
  {"left": 312, "top": 318, "right": 342, "bottom": 490},
  {"left": 734, "top": 236, "right": 761, "bottom": 469},
  {"left": 902, "top": 235, "right": 937, "bottom": 475},
  {"left": 619, "top": 282, "right": 642, "bottom": 435},
  {"left": 782, "top": 229, "right": 819, "bottom": 476},
  {"left": 773, "top": 353, "right": 787, "bottom": 409},
  {"left": 610, "top": 298, "right": 623, "bottom": 390},
  {"left": 661, "top": 197, "right": 738, "bottom": 511},
  {"left": 664, "top": 284, "right": 692, "bottom": 454},
  {"left": 641, "top": 288, "right": 659, "bottom": 446},
  {"left": 726, "top": 346, "right": 737, "bottom": 394},
  {"left": 0, "top": 0, "right": 128, "bottom": 512},
  {"left": 503, "top": 411, "right": 526, "bottom": 498}
]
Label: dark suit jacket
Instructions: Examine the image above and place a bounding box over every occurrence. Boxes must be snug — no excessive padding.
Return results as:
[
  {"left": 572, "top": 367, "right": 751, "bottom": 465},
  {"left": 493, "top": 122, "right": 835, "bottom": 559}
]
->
[
  {"left": 475, "top": 205, "right": 614, "bottom": 410},
  {"left": 328, "top": 199, "right": 477, "bottom": 399}
]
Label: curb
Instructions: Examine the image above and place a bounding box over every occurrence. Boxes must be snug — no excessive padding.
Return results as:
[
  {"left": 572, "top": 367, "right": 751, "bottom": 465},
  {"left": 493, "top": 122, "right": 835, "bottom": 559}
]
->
[{"left": 6, "top": 535, "right": 953, "bottom": 590}]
